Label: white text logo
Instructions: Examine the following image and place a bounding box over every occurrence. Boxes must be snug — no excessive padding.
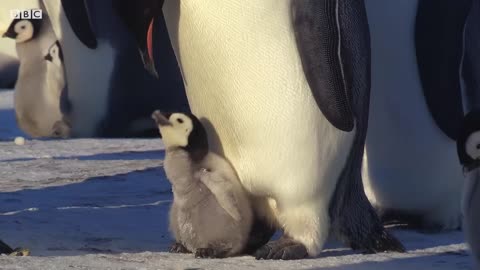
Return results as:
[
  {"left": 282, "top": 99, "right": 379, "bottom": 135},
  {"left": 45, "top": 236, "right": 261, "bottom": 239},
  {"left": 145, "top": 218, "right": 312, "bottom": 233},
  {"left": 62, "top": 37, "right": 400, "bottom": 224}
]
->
[{"left": 10, "top": 9, "right": 43, "bottom": 20}]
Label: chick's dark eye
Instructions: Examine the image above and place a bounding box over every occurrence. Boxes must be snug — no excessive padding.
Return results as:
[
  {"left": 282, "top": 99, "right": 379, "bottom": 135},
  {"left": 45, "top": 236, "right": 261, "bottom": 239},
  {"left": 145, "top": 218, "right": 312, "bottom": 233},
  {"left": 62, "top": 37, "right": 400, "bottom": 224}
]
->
[
  {"left": 21, "top": 25, "right": 26, "bottom": 29},
  {"left": 177, "top": 118, "right": 184, "bottom": 124},
  {"left": 476, "top": 144, "right": 480, "bottom": 150}
]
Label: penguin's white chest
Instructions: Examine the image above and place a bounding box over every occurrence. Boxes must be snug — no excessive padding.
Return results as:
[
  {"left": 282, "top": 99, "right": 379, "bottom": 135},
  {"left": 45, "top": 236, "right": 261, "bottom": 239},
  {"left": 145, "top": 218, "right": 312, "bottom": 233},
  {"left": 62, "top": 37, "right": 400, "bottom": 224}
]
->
[
  {"left": 163, "top": 0, "right": 354, "bottom": 201},
  {"left": 363, "top": 0, "right": 464, "bottom": 212}
]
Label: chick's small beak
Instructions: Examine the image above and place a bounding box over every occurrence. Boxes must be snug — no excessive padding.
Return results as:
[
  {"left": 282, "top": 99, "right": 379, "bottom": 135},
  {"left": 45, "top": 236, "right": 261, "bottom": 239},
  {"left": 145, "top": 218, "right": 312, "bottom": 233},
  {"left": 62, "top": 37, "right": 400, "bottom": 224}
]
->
[
  {"left": 152, "top": 110, "right": 171, "bottom": 126},
  {"left": 2, "top": 29, "right": 16, "bottom": 39}
]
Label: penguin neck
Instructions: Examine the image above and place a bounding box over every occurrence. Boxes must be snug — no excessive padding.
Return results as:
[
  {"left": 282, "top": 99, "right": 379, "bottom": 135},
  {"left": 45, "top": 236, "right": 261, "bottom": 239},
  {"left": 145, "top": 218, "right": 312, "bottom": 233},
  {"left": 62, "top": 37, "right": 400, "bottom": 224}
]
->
[{"left": 164, "top": 148, "right": 201, "bottom": 186}]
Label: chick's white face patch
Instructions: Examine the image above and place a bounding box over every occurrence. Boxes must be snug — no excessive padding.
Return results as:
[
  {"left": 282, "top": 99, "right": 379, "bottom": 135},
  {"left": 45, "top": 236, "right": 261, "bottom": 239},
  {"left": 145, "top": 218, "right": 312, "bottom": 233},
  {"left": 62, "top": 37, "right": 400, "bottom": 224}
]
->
[
  {"left": 466, "top": 131, "right": 480, "bottom": 160},
  {"left": 14, "top": 20, "right": 34, "bottom": 43},
  {"left": 158, "top": 113, "right": 193, "bottom": 148}
]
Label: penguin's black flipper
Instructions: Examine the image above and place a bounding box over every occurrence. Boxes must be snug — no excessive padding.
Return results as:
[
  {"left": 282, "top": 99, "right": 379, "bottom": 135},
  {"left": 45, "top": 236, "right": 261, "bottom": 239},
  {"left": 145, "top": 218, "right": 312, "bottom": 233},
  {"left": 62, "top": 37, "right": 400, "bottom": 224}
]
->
[
  {"left": 291, "top": 0, "right": 354, "bottom": 132},
  {"left": 0, "top": 239, "right": 14, "bottom": 254},
  {"left": 293, "top": 0, "right": 405, "bottom": 254},
  {"left": 415, "top": 0, "right": 472, "bottom": 140},
  {"left": 60, "top": 0, "right": 97, "bottom": 49},
  {"left": 463, "top": 0, "right": 480, "bottom": 112}
]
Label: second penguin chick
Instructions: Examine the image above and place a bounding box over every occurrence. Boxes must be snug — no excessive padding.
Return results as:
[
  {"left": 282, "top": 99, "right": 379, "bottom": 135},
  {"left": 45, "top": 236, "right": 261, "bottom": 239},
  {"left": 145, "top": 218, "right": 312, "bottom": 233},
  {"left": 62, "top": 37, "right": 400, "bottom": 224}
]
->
[{"left": 152, "top": 110, "right": 253, "bottom": 258}]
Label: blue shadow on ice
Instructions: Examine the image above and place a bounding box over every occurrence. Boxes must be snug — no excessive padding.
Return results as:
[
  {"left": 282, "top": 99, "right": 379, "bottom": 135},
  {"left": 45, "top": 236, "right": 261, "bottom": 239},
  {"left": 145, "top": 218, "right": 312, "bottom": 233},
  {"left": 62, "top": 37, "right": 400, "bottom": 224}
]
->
[
  {"left": 0, "top": 167, "right": 174, "bottom": 256},
  {"left": 0, "top": 108, "right": 27, "bottom": 140},
  {"left": 308, "top": 249, "right": 471, "bottom": 269},
  {"left": 1, "top": 150, "right": 165, "bottom": 163}
]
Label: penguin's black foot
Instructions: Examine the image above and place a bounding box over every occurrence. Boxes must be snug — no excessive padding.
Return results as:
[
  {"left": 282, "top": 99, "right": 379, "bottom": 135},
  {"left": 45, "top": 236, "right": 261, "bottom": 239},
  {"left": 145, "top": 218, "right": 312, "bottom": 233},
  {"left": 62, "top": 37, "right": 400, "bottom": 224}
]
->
[
  {"left": 194, "top": 248, "right": 228, "bottom": 259},
  {"left": 349, "top": 229, "right": 406, "bottom": 254},
  {"left": 254, "top": 236, "right": 308, "bottom": 260},
  {"left": 52, "top": 120, "right": 71, "bottom": 139},
  {"left": 243, "top": 217, "right": 276, "bottom": 255},
  {"left": 0, "top": 239, "right": 14, "bottom": 255},
  {"left": 9, "top": 247, "right": 30, "bottom": 256},
  {"left": 169, "top": 242, "right": 190, "bottom": 253}
]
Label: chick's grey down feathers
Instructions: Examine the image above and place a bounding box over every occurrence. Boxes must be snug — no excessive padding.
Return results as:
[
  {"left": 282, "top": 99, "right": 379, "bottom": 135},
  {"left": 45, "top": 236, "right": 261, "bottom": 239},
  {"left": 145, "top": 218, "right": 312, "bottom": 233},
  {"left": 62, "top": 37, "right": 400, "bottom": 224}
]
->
[{"left": 164, "top": 149, "right": 253, "bottom": 257}]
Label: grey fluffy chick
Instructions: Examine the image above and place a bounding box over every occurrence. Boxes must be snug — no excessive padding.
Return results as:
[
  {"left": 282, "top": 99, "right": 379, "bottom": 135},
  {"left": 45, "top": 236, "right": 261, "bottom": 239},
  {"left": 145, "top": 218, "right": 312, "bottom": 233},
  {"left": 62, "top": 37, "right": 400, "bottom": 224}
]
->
[{"left": 152, "top": 110, "right": 253, "bottom": 258}]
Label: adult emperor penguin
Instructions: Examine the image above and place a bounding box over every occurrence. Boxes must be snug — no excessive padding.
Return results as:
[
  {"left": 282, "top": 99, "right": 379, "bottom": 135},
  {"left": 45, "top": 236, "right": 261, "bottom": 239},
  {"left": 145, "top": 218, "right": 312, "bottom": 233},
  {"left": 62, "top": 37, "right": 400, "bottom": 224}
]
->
[
  {"left": 361, "top": 0, "right": 473, "bottom": 230},
  {"left": 116, "top": 0, "right": 405, "bottom": 259},
  {"left": 41, "top": 0, "right": 190, "bottom": 138},
  {"left": 3, "top": 13, "right": 65, "bottom": 138},
  {"left": 457, "top": 110, "right": 480, "bottom": 268}
]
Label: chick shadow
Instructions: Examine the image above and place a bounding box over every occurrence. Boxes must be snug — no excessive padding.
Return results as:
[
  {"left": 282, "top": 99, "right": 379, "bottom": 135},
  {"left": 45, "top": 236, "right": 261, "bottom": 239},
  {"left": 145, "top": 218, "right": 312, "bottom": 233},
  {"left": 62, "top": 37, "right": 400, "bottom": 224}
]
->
[
  {"left": 0, "top": 166, "right": 175, "bottom": 256},
  {"left": 0, "top": 108, "right": 27, "bottom": 141}
]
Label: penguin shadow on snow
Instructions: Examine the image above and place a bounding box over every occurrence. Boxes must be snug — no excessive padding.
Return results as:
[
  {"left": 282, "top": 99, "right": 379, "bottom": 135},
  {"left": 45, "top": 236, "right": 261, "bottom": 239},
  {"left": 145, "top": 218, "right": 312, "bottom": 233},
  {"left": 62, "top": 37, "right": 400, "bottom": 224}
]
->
[
  {"left": 0, "top": 167, "right": 175, "bottom": 256},
  {"left": 308, "top": 249, "right": 471, "bottom": 270},
  {"left": 0, "top": 149, "right": 165, "bottom": 163}
]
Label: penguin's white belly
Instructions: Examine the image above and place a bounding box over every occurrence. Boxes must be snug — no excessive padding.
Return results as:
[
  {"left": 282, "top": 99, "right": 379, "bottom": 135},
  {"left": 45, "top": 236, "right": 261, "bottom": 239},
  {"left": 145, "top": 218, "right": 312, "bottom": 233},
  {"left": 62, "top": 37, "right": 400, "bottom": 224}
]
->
[
  {"left": 363, "top": 0, "right": 464, "bottom": 214},
  {"left": 163, "top": 0, "right": 354, "bottom": 205}
]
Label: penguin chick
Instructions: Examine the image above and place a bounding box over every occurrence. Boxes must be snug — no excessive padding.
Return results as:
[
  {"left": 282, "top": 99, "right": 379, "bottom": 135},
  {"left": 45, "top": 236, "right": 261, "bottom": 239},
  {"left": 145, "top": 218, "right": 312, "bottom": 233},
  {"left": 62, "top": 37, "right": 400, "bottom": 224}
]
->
[
  {"left": 4, "top": 13, "right": 66, "bottom": 138},
  {"left": 457, "top": 110, "right": 480, "bottom": 267},
  {"left": 152, "top": 110, "right": 253, "bottom": 258},
  {"left": 3, "top": 18, "right": 41, "bottom": 43},
  {"left": 45, "top": 41, "right": 72, "bottom": 138}
]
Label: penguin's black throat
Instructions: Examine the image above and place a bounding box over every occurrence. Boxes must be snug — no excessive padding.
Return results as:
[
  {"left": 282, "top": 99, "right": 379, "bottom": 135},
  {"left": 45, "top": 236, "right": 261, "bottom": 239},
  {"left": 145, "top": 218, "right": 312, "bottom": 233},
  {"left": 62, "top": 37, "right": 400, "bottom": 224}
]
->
[
  {"left": 464, "top": 159, "right": 480, "bottom": 174},
  {"left": 182, "top": 114, "right": 209, "bottom": 163}
]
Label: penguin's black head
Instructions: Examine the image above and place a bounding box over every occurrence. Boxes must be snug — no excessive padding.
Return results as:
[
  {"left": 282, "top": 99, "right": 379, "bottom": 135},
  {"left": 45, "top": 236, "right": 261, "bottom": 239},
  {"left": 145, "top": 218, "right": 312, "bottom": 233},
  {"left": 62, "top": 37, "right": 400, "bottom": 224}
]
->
[
  {"left": 44, "top": 41, "right": 64, "bottom": 63},
  {"left": 114, "top": 0, "right": 164, "bottom": 78},
  {"left": 152, "top": 110, "right": 208, "bottom": 161},
  {"left": 2, "top": 18, "right": 41, "bottom": 43},
  {"left": 457, "top": 110, "right": 480, "bottom": 172}
]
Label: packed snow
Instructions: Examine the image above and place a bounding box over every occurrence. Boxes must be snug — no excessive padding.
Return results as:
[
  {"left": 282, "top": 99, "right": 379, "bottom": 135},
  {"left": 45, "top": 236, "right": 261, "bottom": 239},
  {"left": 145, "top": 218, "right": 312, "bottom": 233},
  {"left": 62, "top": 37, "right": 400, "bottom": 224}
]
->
[{"left": 0, "top": 90, "right": 475, "bottom": 269}]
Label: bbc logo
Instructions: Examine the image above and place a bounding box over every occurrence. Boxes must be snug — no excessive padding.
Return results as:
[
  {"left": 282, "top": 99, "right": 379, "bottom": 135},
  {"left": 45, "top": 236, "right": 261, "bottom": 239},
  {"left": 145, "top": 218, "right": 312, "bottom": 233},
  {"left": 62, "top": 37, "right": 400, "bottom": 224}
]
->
[{"left": 10, "top": 9, "right": 43, "bottom": 20}]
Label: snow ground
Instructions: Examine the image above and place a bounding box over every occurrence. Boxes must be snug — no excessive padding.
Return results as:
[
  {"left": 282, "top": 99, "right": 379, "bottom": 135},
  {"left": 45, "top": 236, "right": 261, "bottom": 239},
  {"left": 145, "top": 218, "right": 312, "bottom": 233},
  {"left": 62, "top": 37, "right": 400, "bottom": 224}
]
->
[{"left": 0, "top": 90, "right": 475, "bottom": 269}]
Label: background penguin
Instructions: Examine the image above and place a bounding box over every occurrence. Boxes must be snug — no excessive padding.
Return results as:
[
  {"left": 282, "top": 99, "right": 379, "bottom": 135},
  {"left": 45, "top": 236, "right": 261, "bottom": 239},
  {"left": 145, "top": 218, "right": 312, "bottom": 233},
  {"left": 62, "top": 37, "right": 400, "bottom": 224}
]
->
[
  {"left": 116, "top": 0, "right": 404, "bottom": 259},
  {"left": 41, "top": 0, "right": 190, "bottom": 138},
  {"left": 362, "top": 0, "right": 472, "bottom": 231},
  {"left": 457, "top": 110, "right": 480, "bottom": 268},
  {"left": 152, "top": 110, "right": 253, "bottom": 258},
  {"left": 2, "top": 13, "right": 65, "bottom": 138},
  {"left": 44, "top": 40, "right": 71, "bottom": 138}
]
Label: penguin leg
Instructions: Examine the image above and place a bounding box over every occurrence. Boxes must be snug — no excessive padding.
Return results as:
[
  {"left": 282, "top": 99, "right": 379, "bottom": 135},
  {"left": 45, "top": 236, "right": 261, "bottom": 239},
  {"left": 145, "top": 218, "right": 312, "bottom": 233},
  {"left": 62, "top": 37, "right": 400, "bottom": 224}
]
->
[
  {"left": 255, "top": 203, "right": 324, "bottom": 260},
  {"left": 329, "top": 159, "right": 405, "bottom": 253},
  {"left": 243, "top": 215, "right": 276, "bottom": 255},
  {"left": 169, "top": 242, "right": 190, "bottom": 253},
  {"left": 52, "top": 120, "right": 71, "bottom": 139},
  {"left": 254, "top": 235, "right": 308, "bottom": 260}
]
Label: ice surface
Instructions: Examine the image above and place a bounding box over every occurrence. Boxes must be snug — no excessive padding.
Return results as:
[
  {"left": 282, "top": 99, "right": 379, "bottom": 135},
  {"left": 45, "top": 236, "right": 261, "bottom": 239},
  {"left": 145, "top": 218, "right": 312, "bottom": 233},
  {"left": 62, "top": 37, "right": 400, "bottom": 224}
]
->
[{"left": 0, "top": 90, "right": 475, "bottom": 269}]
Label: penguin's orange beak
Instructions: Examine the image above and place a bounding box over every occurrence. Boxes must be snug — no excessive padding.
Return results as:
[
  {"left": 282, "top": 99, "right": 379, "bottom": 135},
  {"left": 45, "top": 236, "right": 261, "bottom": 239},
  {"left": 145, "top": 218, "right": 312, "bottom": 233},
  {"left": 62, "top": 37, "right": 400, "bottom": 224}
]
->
[
  {"left": 113, "top": 0, "right": 163, "bottom": 78},
  {"left": 144, "top": 17, "right": 158, "bottom": 78}
]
